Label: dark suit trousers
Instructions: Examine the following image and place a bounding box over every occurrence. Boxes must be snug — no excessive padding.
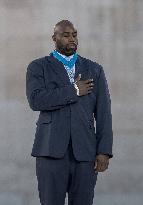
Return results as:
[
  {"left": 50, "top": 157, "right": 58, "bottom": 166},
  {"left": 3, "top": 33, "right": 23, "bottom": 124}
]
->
[{"left": 36, "top": 137, "right": 98, "bottom": 205}]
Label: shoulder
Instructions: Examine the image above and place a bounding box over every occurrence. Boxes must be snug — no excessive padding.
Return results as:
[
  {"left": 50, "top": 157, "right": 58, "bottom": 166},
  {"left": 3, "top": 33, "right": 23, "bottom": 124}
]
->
[
  {"left": 78, "top": 54, "right": 103, "bottom": 77},
  {"left": 27, "top": 56, "right": 46, "bottom": 68},
  {"left": 26, "top": 56, "right": 47, "bottom": 75}
]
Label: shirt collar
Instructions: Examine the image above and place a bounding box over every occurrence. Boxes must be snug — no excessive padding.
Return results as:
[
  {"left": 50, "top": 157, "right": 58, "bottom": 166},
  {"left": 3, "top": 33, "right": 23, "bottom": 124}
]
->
[{"left": 56, "top": 50, "right": 74, "bottom": 61}]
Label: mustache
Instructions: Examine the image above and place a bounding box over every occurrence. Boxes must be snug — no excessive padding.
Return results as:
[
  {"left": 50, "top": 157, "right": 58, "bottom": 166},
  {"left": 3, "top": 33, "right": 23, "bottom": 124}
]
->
[{"left": 68, "top": 42, "right": 77, "bottom": 46}]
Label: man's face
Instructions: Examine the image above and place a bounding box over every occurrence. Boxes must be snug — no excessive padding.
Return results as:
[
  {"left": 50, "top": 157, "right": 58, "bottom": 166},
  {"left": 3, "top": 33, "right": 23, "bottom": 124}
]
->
[{"left": 52, "top": 26, "right": 78, "bottom": 56}]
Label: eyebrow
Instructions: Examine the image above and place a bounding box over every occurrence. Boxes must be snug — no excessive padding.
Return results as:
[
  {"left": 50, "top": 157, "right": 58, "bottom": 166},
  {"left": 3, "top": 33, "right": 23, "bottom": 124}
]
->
[{"left": 62, "top": 31, "right": 77, "bottom": 34}]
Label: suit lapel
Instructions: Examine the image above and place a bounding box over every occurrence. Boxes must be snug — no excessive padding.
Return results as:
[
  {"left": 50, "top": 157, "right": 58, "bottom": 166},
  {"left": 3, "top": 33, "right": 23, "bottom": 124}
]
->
[{"left": 45, "top": 53, "right": 89, "bottom": 85}]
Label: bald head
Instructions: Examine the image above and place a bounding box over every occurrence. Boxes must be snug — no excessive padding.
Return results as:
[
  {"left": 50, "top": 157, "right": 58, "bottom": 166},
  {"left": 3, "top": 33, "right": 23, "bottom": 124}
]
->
[
  {"left": 52, "top": 20, "right": 78, "bottom": 56},
  {"left": 53, "top": 20, "right": 75, "bottom": 36}
]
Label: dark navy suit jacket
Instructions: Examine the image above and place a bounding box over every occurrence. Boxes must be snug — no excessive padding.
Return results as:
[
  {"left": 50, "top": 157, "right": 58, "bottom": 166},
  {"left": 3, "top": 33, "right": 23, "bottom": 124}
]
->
[{"left": 26, "top": 53, "right": 113, "bottom": 161}]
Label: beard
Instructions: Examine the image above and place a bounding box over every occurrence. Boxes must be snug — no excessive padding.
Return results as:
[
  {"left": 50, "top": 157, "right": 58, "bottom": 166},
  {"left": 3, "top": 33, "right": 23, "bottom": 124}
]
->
[{"left": 56, "top": 43, "right": 77, "bottom": 56}]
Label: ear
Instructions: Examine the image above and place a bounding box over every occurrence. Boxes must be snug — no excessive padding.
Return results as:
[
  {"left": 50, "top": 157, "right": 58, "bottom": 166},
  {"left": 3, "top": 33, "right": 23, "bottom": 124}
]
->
[{"left": 52, "top": 34, "right": 56, "bottom": 42}]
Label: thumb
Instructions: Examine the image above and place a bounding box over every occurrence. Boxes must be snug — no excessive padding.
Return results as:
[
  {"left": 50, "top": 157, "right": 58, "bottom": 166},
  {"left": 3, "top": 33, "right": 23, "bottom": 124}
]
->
[
  {"left": 94, "top": 160, "right": 97, "bottom": 169},
  {"left": 76, "top": 74, "right": 81, "bottom": 82}
]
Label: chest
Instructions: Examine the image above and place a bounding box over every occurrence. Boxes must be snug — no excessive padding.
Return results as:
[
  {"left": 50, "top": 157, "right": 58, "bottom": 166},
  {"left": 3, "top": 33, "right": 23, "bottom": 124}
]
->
[{"left": 42, "top": 60, "right": 97, "bottom": 111}]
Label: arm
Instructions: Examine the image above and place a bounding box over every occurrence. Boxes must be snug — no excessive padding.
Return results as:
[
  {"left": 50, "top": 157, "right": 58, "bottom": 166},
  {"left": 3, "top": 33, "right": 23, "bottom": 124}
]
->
[
  {"left": 26, "top": 61, "right": 79, "bottom": 111},
  {"left": 94, "top": 66, "right": 113, "bottom": 159}
]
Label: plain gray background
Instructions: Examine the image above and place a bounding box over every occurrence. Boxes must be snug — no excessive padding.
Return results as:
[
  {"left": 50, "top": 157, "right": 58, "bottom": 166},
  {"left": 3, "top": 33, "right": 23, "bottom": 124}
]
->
[{"left": 0, "top": 0, "right": 143, "bottom": 204}]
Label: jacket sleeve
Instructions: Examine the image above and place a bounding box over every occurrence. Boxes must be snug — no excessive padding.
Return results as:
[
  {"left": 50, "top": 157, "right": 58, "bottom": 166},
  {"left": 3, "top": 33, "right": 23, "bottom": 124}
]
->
[
  {"left": 26, "top": 61, "right": 79, "bottom": 111},
  {"left": 94, "top": 66, "right": 113, "bottom": 158}
]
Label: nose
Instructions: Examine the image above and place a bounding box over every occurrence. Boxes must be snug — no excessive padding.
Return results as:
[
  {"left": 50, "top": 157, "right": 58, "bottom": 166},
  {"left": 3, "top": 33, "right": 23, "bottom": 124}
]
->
[{"left": 69, "top": 35, "right": 75, "bottom": 42}]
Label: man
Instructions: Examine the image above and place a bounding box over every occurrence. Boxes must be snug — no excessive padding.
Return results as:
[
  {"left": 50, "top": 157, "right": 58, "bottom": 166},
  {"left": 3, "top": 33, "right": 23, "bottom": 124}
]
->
[{"left": 26, "top": 20, "right": 113, "bottom": 205}]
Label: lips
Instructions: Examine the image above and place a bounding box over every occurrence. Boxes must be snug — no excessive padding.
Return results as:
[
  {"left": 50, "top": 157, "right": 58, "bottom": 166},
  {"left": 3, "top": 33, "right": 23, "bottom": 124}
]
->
[
  {"left": 68, "top": 43, "right": 77, "bottom": 49},
  {"left": 68, "top": 42, "right": 76, "bottom": 46}
]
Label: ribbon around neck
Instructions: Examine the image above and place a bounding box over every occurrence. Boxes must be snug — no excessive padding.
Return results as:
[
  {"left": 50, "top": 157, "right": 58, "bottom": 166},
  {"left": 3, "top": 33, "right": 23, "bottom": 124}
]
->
[{"left": 51, "top": 50, "right": 78, "bottom": 69}]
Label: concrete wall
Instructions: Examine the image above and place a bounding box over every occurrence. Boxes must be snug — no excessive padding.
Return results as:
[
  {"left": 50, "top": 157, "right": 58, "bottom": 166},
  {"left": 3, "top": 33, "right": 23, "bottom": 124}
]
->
[{"left": 1, "top": 0, "right": 143, "bottom": 204}]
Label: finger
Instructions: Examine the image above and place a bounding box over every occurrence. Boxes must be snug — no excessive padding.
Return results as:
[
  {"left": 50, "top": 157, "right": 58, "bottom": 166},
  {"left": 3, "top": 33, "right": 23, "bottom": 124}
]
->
[
  {"left": 94, "top": 160, "right": 97, "bottom": 170},
  {"left": 89, "top": 83, "right": 94, "bottom": 87},
  {"left": 95, "top": 161, "right": 101, "bottom": 171},
  {"left": 77, "top": 74, "right": 81, "bottom": 81},
  {"left": 75, "top": 74, "right": 81, "bottom": 82},
  {"left": 98, "top": 167, "right": 107, "bottom": 172},
  {"left": 96, "top": 162, "right": 108, "bottom": 172},
  {"left": 87, "top": 87, "right": 93, "bottom": 92},
  {"left": 84, "top": 79, "right": 94, "bottom": 84},
  {"left": 86, "top": 83, "right": 94, "bottom": 89},
  {"left": 102, "top": 160, "right": 109, "bottom": 168},
  {"left": 94, "top": 160, "right": 100, "bottom": 172},
  {"left": 100, "top": 164, "right": 108, "bottom": 172},
  {"left": 87, "top": 90, "right": 92, "bottom": 94},
  {"left": 88, "top": 86, "right": 94, "bottom": 90}
]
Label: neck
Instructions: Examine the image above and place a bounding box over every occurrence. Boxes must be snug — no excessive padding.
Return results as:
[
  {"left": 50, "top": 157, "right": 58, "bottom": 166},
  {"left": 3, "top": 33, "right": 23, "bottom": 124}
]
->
[{"left": 55, "top": 49, "right": 75, "bottom": 57}]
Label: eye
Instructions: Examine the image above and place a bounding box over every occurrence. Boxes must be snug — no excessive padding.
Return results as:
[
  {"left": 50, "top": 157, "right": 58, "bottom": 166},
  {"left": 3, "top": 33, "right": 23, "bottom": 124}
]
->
[
  {"left": 63, "top": 34, "right": 69, "bottom": 37},
  {"left": 64, "top": 35, "right": 69, "bottom": 37}
]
